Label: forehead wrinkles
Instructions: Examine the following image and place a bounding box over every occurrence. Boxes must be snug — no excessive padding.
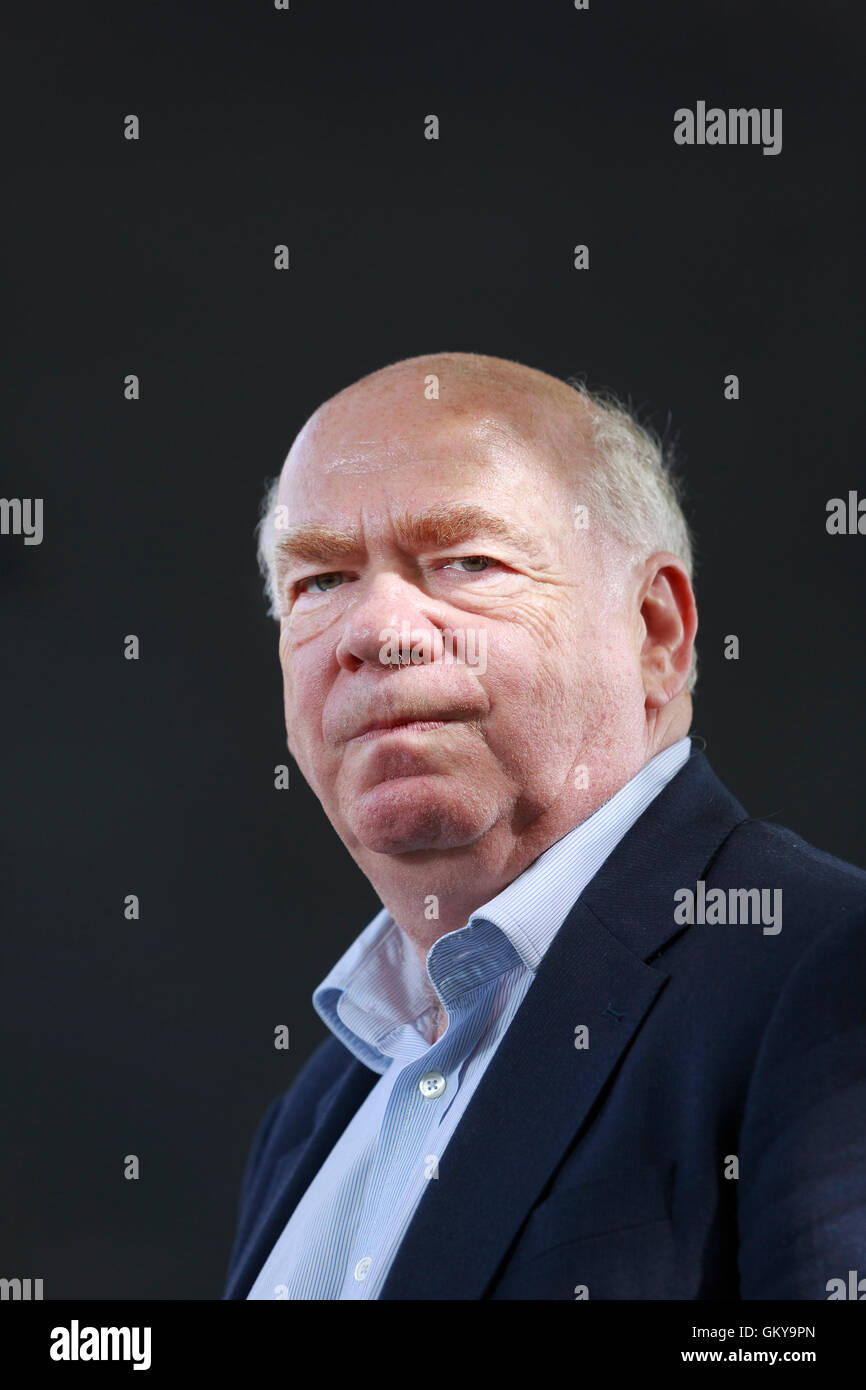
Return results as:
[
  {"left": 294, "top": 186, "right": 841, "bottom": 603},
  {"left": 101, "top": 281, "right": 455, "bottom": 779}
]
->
[
  {"left": 284, "top": 411, "right": 562, "bottom": 498},
  {"left": 319, "top": 439, "right": 408, "bottom": 476}
]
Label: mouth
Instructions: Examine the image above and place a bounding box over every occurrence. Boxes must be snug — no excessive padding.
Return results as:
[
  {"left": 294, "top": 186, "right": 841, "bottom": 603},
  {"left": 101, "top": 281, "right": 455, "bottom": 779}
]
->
[{"left": 348, "top": 716, "right": 457, "bottom": 743}]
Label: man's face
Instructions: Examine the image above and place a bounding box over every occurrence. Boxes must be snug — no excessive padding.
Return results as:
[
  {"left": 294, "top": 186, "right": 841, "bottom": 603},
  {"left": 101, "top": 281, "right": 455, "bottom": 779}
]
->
[{"left": 273, "top": 374, "right": 646, "bottom": 867}]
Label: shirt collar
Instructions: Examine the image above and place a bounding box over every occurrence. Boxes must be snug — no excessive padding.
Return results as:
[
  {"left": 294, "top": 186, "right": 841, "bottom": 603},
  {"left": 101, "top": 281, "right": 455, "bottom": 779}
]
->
[{"left": 313, "top": 735, "right": 693, "bottom": 1070}]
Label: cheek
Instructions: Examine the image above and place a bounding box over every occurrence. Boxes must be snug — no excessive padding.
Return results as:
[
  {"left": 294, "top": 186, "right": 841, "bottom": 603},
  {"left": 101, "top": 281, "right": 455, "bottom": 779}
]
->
[
  {"left": 488, "top": 602, "right": 633, "bottom": 739},
  {"left": 488, "top": 606, "right": 583, "bottom": 707},
  {"left": 278, "top": 632, "right": 295, "bottom": 712},
  {"left": 279, "top": 640, "right": 325, "bottom": 753}
]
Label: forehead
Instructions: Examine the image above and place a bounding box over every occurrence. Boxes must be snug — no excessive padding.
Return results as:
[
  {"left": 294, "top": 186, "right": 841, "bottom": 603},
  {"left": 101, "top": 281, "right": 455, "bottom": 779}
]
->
[{"left": 277, "top": 388, "right": 578, "bottom": 519}]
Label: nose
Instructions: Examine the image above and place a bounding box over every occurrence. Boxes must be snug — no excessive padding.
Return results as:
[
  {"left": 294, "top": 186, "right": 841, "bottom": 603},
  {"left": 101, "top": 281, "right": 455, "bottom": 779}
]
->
[{"left": 334, "top": 572, "right": 445, "bottom": 674}]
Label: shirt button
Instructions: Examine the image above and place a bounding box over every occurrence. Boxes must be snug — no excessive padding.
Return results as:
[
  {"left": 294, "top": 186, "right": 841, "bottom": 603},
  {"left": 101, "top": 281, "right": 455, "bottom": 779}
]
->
[
  {"left": 354, "top": 1257, "right": 372, "bottom": 1282},
  {"left": 419, "top": 1070, "right": 447, "bottom": 1099}
]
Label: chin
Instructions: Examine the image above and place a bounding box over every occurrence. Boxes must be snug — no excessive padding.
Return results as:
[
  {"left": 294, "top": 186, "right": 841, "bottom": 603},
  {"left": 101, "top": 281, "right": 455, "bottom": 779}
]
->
[{"left": 346, "top": 775, "right": 494, "bottom": 855}]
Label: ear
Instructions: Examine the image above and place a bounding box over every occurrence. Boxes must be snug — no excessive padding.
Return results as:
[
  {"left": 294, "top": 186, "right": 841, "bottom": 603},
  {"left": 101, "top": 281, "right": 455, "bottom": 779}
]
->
[{"left": 638, "top": 553, "right": 697, "bottom": 708}]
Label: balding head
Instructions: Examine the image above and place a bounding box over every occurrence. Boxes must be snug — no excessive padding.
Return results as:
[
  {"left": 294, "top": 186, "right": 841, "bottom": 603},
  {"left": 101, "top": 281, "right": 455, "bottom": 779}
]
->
[
  {"left": 258, "top": 351, "right": 698, "bottom": 945},
  {"left": 293, "top": 350, "right": 591, "bottom": 446},
  {"left": 283, "top": 353, "right": 597, "bottom": 519}
]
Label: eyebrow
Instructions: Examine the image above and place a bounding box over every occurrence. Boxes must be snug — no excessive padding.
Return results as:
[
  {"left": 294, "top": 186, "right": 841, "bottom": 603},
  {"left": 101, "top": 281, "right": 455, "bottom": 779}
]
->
[{"left": 271, "top": 503, "right": 540, "bottom": 584}]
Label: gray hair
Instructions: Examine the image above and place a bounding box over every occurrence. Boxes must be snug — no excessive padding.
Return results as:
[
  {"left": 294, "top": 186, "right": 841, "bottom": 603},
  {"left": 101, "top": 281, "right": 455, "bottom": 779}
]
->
[
  {"left": 565, "top": 377, "right": 697, "bottom": 692},
  {"left": 256, "top": 377, "right": 697, "bottom": 692},
  {"left": 256, "top": 474, "right": 283, "bottom": 620}
]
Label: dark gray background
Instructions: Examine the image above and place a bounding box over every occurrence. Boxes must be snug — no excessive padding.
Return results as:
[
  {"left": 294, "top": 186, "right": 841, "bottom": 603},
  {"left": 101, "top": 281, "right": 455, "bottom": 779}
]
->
[{"left": 1, "top": 0, "right": 863, "bottom": 1297}]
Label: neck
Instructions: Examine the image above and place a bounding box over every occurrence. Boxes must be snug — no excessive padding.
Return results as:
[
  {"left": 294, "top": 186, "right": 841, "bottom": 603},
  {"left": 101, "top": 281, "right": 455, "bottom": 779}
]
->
[
  {"left": 345, "top": 702, "right": 692, "bottom": 969},
  {"left": 366, "top": 733, "right": 689, "bottom": 967}
]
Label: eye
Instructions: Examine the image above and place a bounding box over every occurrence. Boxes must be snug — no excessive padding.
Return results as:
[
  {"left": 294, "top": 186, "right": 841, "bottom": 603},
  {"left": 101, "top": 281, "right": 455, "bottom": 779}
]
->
[
  {"left": 442, "top": 556, "right": 496, "bottom": 573},
  {"left": 298, "top": 571, "right": 345, "bottom": 594}
]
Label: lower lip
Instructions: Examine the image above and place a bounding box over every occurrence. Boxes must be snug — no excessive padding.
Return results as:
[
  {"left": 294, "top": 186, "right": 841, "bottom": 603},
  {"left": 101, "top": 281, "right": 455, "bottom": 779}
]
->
[{"left": 351, "top": 720, "right": 451, "bottom": 743}]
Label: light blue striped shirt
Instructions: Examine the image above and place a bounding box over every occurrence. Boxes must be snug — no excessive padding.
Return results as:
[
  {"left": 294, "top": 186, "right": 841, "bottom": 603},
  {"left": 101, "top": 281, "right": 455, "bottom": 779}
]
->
[{"left": 246, "top": 735, "right": 692, "bottom": 1299}]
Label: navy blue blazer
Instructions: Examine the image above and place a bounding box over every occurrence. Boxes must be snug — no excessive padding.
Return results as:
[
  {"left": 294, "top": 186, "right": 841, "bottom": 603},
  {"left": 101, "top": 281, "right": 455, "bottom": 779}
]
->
[{"left": 223, "top": 751, "right": 866, "bottom": 1299}]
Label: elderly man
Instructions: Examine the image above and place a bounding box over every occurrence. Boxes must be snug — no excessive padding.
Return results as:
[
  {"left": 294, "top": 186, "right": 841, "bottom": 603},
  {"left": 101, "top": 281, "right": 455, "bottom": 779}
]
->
[{"left": 223, "top": 352, "right": 866, "bottom": 1301}]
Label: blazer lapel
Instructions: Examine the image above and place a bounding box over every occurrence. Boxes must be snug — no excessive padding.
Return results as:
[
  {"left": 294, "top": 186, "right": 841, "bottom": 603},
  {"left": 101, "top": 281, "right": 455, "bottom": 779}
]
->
[
  {"left": 378, "top": 751, "right": 748, "bottom": 1298},
  {"left": 378, "top": 904, "right": 668, "bottom": 1299},
  {"left": 224, "top": 1053, "right": 379, "bottom": 1299}
]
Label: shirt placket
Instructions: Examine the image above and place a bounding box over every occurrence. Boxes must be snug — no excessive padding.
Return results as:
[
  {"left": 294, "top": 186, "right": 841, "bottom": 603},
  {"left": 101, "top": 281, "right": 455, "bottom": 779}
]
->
[{"left": 339, "top": 999, "right": 483, "bottom": 1299}]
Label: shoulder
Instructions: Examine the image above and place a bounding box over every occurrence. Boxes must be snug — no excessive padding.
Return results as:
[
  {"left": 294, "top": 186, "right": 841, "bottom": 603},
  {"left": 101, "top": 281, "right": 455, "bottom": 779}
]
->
[
  {"left": 715, "top": 813, "right": 866, "bottom": 896},
  {"left": 643, "top": 799, "right": 866, "bottom": 1068},
  {"left": 709, "top": 814, "right": 866, "bottom": 954}
]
